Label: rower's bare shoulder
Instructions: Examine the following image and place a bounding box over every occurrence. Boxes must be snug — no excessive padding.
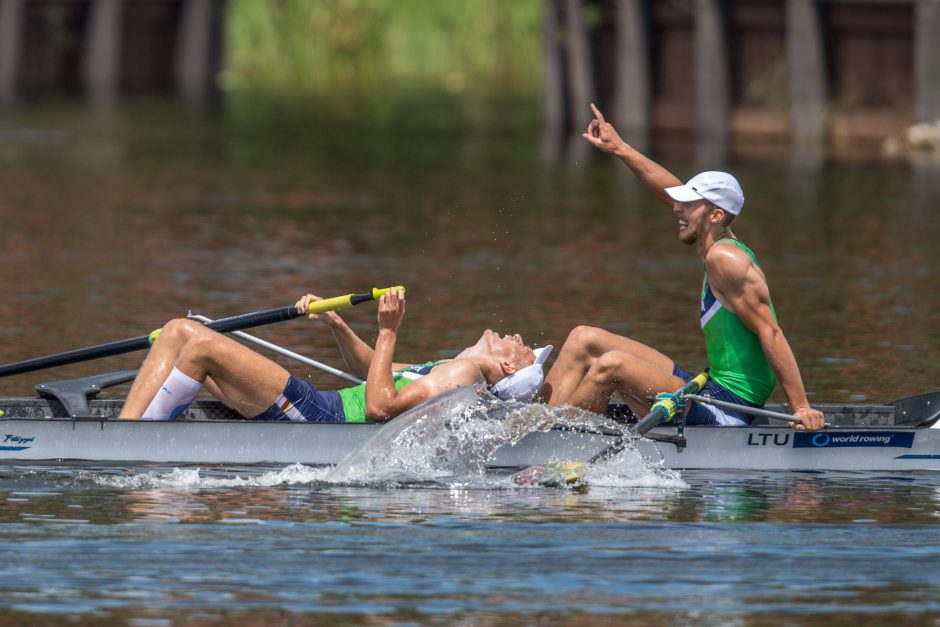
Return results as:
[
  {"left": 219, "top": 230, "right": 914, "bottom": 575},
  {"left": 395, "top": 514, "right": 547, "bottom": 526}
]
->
[
  {"left": 425, "top": 359, "right": 483, "bottom": 386},
  {"left": 705, "top": 241, "right": 751, "bottom": 275}
]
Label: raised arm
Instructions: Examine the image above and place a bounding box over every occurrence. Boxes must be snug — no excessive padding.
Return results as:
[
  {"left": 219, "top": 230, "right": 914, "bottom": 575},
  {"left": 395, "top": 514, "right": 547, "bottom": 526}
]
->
[
  {"left": 705, "top": 247, "right": 825, "bottom": 431},
  {"left": 362, "top": 289, "right": 483, "bottom": 421},
  {"left": 295, "top": 293, "right": 411, "bottom": 379},
  {"left": 582, "top": 103, "right": 682, "bottom": 207}
]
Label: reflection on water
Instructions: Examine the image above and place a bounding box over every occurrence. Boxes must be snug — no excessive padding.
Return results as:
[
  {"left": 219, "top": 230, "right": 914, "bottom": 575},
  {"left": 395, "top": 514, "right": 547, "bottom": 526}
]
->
[
  {"left": 1, "top": 100, "right": 940, "bottom": 623},
  {"left": 0, "top": 100, "right": 937, "bottom": 405},
  {"left": 4, "top": 465, "right": 940, "bottom": 526}
]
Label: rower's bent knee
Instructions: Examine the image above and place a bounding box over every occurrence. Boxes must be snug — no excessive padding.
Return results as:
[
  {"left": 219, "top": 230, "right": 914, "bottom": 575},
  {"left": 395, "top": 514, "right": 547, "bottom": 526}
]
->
[
  {"left": 176, "top": 330, "right": 224, "bottom": 371},
  {"left": 159, "top": 318, "right": 205, "bottom": 343},
  {"left": 567, "top": 325, "right": 606, "bottom": 351},
  {"left": 588, "top": 351, "right": 629, "bottom": 383}
]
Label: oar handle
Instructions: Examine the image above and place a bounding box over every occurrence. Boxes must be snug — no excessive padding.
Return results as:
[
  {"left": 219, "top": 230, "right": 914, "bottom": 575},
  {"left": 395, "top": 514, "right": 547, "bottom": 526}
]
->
[
  {"left": 305, "top": 286, "right": 405, "bottom": 315},
  {"left": 634, "top": 372, "right": 709, "bottom": 435}
]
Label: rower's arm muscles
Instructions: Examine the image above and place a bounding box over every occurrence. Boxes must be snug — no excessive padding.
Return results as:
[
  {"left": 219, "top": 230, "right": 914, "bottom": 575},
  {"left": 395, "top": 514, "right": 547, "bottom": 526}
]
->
[
  {"left": 613, "top": 144, "right": 683, "bottom": 207},
  {"left": 364, "top": 359, "right": 482, "bottom": 422},
  {"left": 708, "top": 252, "right": 813, "bottom": 411},
  {"left": 328, "top": 319, "right": 411, "bottom": 377}
]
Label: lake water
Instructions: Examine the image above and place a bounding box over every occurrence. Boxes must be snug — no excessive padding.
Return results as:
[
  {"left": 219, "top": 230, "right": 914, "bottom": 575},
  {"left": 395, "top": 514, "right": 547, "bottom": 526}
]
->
[{"left": 0, "top": 98, "right": 938, "bottom": 624}]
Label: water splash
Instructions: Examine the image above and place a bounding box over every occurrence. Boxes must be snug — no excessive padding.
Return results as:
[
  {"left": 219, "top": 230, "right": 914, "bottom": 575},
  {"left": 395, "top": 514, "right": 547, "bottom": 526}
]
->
[
  {"left": 325, "top": 389, "right": 544, "bottom": 483},
  {"left": 326, "top": 388, "right": 684, "bottom": 489},
  {"left": 85, "top": 463, "right": 329, "bottom": 489}
]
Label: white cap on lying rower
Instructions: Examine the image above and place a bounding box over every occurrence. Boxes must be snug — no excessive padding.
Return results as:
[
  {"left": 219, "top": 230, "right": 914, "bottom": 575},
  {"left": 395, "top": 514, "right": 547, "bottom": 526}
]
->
[
  {"left": 665, "top": 171, "right": 745, "bottom": 215},
  {"left": 491, "top": 345, "right": 553, "bottom": 403}
]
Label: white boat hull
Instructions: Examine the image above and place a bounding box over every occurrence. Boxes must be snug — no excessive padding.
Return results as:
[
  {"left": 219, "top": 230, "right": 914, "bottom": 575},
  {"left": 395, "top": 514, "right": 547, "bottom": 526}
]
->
[
  {"left": 2, "top": 418, "right": 940, "bottom": 471},
  {"left": 2, "top": 386, "right": 939, "bottom": 471}
]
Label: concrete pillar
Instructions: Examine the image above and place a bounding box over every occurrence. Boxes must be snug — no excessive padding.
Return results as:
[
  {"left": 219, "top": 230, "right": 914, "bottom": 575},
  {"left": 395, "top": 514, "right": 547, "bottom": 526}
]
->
[
  {"left": 613, "top": 0, "right": 651, "bottom": 150},
  {"left": 0, "top": 0, "right": 23, "bottom": 105},
  {"left": 915, "top": 0, "right": 940, "bottom": 123},
  {"left": 82, "top": 0, "right": 122, "bottom": 104},
  {"left": 564, "top": 0, "right": 596, "bottom": 129},
  {"left": 176, "top": 0, "right": 217, "bottom": 106},
  {"left": 787, "top": 0, "right": 827, "bottom": 151},
  {"left": 695, "top": 0, "right": 730, "bottom": 162},
  {"left": 542, "top": 0, "right": 565, "bottom": 130}
]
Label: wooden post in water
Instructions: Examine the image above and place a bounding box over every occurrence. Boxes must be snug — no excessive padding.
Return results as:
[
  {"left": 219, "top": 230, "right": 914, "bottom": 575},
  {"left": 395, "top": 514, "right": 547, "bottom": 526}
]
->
[
  {"left": 613, "top": 0, "right": 651, "bottom": 151},
  {"left": 82, "top": 0, "right": 123, "bottom": 104},
  {"left": 176, "top": 0, "right": 222, "bottom": 107},
  {"left": 0, "top": 0, "right": 23, "bottom": 105},
  {"left": 915, "top": 0, "right": 940, "bottom": 124},
  {"left": 542, "top": 0, "right": 565, "bottom": 129},
  {"left": 694, "top": 0, "right": 730, "bottom": 164},
  {"left": 787, "top": 0, "right": 827, "bottom": 158},
  {"left": 564, "top": 0, "right": 595, "bottom": 130}
]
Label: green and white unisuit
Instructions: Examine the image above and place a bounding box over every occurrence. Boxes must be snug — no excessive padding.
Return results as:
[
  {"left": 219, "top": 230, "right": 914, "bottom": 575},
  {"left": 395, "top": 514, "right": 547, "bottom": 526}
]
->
[
  {"left": 337, "top": 361, "right": 443, "bottom": 423},
  {"left": 700, "top": 238, "right": 777, "bottom": 405}
]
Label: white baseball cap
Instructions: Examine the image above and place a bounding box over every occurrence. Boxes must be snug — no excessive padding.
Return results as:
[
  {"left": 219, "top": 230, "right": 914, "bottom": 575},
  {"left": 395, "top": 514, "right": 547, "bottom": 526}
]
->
[
  {"left": 664, "top": 171, "right": 745, "bottom": 215},
  {"left": 490, "top": 345, "right": 553, "bottom": 403}
]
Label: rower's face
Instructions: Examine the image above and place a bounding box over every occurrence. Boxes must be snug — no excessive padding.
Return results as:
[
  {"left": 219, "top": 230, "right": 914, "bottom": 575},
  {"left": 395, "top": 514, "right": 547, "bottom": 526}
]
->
[
  {"left": 673, "top": 200, "right": 714, "bottom": 245},
  {"left": 477, "top": 329, "right": 535, "bottom": 369}
]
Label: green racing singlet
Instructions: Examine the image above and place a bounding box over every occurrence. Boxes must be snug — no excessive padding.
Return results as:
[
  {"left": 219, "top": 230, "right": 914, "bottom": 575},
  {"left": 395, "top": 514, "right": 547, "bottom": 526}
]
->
[
  {"left": 337, "top": 361, "right": 438, "bottom": 423},
  {"left": 700, "top": 239, "right": 777, "bottom": 404}
]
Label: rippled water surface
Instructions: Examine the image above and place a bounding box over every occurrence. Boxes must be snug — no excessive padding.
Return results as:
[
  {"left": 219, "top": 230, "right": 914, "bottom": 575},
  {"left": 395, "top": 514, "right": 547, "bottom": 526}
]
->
[{"left": 0, "top": 100, "right": 939, "bottom": 624}]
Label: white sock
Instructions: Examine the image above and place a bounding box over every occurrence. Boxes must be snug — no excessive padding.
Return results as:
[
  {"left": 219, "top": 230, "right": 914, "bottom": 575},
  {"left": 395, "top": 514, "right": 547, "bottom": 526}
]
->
[{"left": 141, "top": 367, "right": 202, "bottom": 421}]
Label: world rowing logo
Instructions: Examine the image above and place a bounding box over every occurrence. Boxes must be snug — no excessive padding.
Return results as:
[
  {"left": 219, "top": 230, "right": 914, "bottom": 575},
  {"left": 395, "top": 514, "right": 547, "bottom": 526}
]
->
[{"left": 793, "top": 431, "right": 914, "bottom": 449}]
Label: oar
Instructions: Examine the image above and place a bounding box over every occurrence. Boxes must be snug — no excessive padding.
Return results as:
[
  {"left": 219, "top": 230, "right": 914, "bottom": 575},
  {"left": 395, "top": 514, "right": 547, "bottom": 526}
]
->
[
  {"left": 0, "top": 287, "right": 403, "bottom": 379},
  {"left": 511, "top": 372, "right": 709, "bottom": 487}
]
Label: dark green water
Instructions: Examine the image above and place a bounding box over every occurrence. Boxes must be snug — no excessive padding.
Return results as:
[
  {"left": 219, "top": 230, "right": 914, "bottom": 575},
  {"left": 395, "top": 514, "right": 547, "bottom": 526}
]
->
[{"left": 0, "top": 98, "right": 938, "bottom": 624}]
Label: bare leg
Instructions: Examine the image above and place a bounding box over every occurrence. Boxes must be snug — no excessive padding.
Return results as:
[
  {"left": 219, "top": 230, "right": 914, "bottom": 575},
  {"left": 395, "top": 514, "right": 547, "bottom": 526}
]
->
[
  {"left": 542, "top": 326, "right": 678, "bottom": 405},
  {"left": 120, "top": 319, "right": 290, "bottom": 419},
  {"left": 121, "top": 319, "right": 197, "bottom": 418},
  {"left": 564, "top": 349, "right": 686, "bottom": 414}
]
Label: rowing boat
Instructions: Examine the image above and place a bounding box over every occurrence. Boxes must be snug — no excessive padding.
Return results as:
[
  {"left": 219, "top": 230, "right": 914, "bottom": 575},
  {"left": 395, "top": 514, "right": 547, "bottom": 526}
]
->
[{"left": 1, "top": 370, "right": 939, "bottom": 471}]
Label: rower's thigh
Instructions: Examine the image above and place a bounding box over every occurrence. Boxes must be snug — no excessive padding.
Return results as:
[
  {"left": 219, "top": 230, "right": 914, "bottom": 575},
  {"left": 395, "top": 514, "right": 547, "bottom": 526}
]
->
[
  {"left": 569, "top": 325, "right": 675, "bottom": 372},
  {"left": 184, "top": 331, "right": 290, "bottom": 413},
  {"left": 594, "top": 350, "right": 685, "bottom": 398}
]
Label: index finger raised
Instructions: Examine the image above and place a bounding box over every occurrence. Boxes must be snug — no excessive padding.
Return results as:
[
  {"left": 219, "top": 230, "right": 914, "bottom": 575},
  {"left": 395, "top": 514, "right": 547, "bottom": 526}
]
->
[{"left": 590, "top": 103, "right": 606, "bottom": 124}]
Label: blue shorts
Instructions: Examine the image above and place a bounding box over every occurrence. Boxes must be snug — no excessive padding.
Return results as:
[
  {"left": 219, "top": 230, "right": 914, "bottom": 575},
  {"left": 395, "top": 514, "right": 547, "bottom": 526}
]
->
[
  {"left": 672, "top": 364, "right": 761, "bottom": 426},
  {"left": 252, "top": 376, "right": 346, "bottom": 422}
]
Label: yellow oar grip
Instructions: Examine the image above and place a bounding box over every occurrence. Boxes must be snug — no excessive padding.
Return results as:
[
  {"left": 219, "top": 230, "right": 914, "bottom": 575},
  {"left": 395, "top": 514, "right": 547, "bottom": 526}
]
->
[
  {"left": 372, "top": 285, "right": 405, "bottom": 299},
  {"left": 306, "top": 294, "right": 354, "bottom": 314},
  {"left": 306, "top": 286, "right": 406, "bottom": 315},
  {"left": 148, "top": 329, "right": 162, "bottom": 346}
]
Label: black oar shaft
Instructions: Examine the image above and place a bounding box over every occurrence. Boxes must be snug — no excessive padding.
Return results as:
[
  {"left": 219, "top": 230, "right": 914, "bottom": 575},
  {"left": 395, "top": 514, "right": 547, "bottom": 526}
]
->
[
  {"left": 0, "top": 335, "right": 153, "bottom": 378},
  {"left": 0, "top": 305, "right": 300, "bottom": 379}
]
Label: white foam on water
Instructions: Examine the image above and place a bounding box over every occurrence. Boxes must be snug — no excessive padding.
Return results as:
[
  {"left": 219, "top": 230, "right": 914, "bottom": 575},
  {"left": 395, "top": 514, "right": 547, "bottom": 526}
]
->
[
  {"left": 85, "top": 463, "right": 330, "bottom": 489},
  {"left": 582, "top": 444, "right": 687, "bottom": 489}
]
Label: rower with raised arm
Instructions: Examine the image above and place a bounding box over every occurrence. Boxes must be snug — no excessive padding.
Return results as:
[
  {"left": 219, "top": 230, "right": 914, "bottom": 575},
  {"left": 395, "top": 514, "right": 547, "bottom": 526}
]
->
[
  {"left": 541, "top": 104, "right": 824, "bottom": 432},
  {"left": 120, "top": 288, "right": 551, "bottom": 422}
]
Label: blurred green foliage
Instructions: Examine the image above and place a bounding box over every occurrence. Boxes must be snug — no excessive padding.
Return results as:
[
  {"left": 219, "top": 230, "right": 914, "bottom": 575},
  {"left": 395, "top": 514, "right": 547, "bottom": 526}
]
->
[{"left": 225, "top": 0, "right": 542, "bottom": 99}]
